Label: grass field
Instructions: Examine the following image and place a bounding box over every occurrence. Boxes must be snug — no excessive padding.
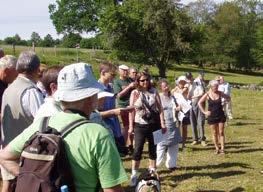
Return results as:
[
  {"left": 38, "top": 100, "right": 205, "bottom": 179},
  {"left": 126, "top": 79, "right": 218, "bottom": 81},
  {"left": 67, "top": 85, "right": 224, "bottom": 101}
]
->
[
  {"left": 0, "top": 45, "right": 262, "bottom": 191},
  {"left": 122, "top": 88, "right": 263, "bottom": 192}
]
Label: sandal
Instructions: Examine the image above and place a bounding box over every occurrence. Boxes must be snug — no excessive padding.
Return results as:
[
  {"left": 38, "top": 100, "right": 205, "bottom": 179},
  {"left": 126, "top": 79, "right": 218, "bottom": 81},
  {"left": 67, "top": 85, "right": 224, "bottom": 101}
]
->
[
  {"left": 219, "top": 150, "right": 225, "bottom": 154},
  {"left": 214, "top": 149, "right": 220, "bottom": 154}
]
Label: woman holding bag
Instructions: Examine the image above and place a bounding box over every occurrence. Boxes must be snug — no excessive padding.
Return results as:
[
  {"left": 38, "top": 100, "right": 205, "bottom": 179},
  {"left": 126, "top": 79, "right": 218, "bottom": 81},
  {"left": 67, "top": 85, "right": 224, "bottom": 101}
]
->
[{"left": 128, "top": 72, "right": 166, "bottom": 187}]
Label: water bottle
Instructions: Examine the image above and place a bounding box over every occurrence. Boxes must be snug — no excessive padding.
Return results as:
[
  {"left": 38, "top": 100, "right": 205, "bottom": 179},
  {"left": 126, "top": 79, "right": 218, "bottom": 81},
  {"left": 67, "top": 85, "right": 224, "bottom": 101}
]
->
[{"left": 60, "top": 185, "right": 69, "bottom": 192}]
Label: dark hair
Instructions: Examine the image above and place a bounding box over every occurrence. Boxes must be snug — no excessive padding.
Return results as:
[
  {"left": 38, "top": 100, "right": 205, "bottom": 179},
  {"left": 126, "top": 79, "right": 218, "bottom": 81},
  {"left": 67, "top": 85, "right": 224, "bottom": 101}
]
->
[
  {"left": 41, "top": 65, "right": 64, "bottom": 96},
  {"left": 135, "top": 71, "right": 152, "bottom": 91},
  {"left": 99, "top": 61, "right": 117, "bottom": 74}
]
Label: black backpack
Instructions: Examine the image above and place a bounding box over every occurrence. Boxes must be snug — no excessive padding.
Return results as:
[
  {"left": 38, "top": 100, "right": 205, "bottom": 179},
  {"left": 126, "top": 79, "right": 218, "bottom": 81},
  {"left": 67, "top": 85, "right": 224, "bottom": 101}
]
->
[{"left": 15, "top": 117, "right": 90, "bottom": 192}]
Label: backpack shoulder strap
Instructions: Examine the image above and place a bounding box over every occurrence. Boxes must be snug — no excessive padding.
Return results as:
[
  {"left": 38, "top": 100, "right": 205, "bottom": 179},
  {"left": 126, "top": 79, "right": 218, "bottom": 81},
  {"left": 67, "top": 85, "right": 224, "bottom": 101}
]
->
[
  {"left": 60, "top": 119, "right": 91, "bottom": 138},
  {"left": 39, "top": 116, "right": 51, "bottom": 133}
]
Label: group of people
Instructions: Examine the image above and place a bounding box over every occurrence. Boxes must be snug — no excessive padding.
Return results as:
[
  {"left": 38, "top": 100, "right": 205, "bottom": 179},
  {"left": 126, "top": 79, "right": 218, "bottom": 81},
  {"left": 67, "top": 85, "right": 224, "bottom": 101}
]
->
[{"left": 0, "top": 49, "right": 232, "bottom": 191}]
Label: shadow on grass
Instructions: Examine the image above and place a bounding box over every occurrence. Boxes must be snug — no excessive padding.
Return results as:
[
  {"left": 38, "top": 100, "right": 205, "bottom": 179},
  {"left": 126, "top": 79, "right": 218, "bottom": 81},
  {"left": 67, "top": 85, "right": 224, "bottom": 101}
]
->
[
  {"left": 165, "top": 170, "right": 246, "bottom": 182},
  {"left": 159, "top": 162, "right": 251, "bottom": 174},
  {"left": 227, "top": 148, "right": 263, "bottom": 154},
  {"left": 230, "top": 187, "right": 245, "bottom": 192},
  {"left": 232, "top": 121, "right": 257, "bottom": 126}
]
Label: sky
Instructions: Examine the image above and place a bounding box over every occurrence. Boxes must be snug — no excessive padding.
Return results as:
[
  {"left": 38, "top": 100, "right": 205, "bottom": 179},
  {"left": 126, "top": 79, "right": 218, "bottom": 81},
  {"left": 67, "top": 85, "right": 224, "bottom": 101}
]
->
[{"left": 0, "top": 0, "right": 222, "bottom": 40}]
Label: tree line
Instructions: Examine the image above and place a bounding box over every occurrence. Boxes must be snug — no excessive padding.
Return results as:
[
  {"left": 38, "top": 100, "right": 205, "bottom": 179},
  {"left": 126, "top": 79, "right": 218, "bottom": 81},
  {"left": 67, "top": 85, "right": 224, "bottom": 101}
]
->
[{"left": 1, "top": 0, "right": 263, "bottom": 76}]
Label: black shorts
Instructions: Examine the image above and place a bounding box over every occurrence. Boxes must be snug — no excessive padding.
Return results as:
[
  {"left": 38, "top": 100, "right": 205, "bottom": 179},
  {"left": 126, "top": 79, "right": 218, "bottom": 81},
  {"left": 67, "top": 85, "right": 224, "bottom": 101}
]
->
[{"left": 207, "top": 115, "right": 226, "bottom": 125}]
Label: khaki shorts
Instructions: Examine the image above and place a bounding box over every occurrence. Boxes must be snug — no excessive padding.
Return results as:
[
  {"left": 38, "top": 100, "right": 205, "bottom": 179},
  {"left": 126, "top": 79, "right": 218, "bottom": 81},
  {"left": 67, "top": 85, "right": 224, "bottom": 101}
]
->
[{"left": 0, "top": 165, "right": 15, "bottom": 180}]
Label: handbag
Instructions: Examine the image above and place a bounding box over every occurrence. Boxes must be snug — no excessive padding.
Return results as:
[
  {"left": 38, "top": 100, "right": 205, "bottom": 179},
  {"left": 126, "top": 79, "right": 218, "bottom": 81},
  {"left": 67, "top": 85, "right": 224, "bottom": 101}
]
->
[{"left": 141, "top": 93, "right": 161, "bottom": 129}]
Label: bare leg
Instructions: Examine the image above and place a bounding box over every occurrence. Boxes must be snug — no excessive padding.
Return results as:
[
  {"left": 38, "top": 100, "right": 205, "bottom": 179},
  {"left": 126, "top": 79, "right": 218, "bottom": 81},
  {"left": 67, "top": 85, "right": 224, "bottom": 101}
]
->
[
  {"left": 181, "top": 124, "right": 187, "bottom": 148},
  {"left": 149, "top": 159, "right": 156, "bottom": 170},
  {"left": 211, "top": 124, "right": 220, "bottom": 152},
  {"left": 218, "top": 122, "right": 225, "bottom": 151}
]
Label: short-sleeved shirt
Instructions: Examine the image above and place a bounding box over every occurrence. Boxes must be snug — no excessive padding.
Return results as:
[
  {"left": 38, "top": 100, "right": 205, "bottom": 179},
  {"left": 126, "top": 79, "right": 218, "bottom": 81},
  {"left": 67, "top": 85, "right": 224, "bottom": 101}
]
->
[
  {"left": 99, "top": 82, "right": 122, "bottom": 138},
  {"left": 113, "top": 78, "right": 133, "bottom": 107},
  {"left": 9, "top": 112, "right": 128, "bottom": 192}
]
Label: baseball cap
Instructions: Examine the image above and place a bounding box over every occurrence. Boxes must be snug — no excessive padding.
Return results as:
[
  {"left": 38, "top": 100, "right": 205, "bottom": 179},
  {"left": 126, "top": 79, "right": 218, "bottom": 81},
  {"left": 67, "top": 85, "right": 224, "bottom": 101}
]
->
[
  {"left": 119, "top": 64, "right": 129, "bottom": 70},
  {"left": 54, "top": 63, "right": 104, "bottom": 102}
]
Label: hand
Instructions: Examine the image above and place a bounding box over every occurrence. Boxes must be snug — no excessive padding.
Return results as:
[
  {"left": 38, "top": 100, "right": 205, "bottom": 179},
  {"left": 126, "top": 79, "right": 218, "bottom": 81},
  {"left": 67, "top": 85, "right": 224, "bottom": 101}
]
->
[
  {"left": 128, "top": 126, "right": 134, "bottom": 134},
  {"left": 129, "top": 82, "right": 136, "bottom": 89},
  {"left": 205, "top": 111, "right": 211, "bottom": 116}
]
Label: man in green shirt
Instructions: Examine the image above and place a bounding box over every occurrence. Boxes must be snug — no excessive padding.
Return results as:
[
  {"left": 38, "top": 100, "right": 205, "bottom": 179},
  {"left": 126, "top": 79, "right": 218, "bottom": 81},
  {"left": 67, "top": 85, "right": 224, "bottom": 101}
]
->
[
  {"left": 0, "top": 63, "right": 128, "bottom": 192},
  {"left": 113, "top": 65, "right": 136, "bottom": 153}
]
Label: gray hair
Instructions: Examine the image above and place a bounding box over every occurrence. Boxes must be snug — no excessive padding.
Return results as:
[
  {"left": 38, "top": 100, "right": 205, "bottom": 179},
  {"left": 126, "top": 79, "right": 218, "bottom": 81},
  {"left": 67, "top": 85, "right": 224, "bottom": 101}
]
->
[
  {"left": 0, "top": 55, "right": 17, "bottom": 70},
  {"left": 209, "top": 80, "right": 219, "bottom": 87},
  {"left": 16, "top": 51, "right": 40, "bottom": 73}
]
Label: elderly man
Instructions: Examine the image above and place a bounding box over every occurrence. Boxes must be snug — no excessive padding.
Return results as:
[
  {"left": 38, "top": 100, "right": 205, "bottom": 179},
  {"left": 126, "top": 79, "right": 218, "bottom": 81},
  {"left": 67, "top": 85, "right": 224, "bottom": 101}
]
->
[
  {"left": 186, "top": 72, "right": 207, "bottom": 146},
  {"left": 218, "top": 76, "right": 233, "bottom": 120},
  {"left": 114, "top": 64, "right": 136, "bottom": 154},
  {"left": 0, "top": 63, "right": 127, "bottom": 192},
  {"left": 0, "top": 55, "right": 18, "bottom": 114},
  {"left": 0, "top": 51, "right": 44, "bottom": 192}
]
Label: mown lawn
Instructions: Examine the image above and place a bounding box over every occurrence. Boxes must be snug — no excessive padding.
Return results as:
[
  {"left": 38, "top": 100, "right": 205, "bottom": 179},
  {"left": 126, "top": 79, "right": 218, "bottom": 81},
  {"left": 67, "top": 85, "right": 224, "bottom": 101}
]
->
[{"left": 122, "top": 89, "right": 263, "bottom": 192}]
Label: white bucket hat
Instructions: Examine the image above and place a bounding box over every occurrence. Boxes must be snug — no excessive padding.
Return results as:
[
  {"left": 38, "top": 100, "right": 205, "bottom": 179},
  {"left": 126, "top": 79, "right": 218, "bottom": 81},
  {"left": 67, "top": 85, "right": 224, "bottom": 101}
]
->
[
  {"left": 176, "top": 75, "right": 188, "bottom": 84},
  {"left": 98, "top": 91, "right": 114, "bottom": 99},
  {"left": 54, "top": 63, "right": 104, "bottom": 102}
]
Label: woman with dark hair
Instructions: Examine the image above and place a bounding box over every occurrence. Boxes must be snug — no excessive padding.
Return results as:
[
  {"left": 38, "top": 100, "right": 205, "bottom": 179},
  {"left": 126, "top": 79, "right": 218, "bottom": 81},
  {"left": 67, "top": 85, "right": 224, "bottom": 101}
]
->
[
  {"left": 34, "top": 65, "right": 64, "bottom": 120},
  {"left": 198, "top": 80, "right": 230, "bottom": 154},
  {"left": 128, "top": 72, "right": 166, "bottom": 187},
  {"left": 157, "top": 79, "right": 181, "bottom": 171}
]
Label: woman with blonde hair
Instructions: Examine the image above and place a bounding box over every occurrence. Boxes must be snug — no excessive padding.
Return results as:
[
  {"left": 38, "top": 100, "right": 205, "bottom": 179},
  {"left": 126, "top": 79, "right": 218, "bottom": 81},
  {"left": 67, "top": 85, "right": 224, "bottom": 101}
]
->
[
  {"left": 128, "top": 72, "right": 166, "bottom": 186},
  {"left": 198, "top": 80, "right": 230, "bottom": 154}
]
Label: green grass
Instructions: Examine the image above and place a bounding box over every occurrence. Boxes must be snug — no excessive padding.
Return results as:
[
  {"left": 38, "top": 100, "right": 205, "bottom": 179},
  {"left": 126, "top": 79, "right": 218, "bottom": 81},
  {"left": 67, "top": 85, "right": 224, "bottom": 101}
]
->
[
  {"left": 1, "top": 45, "right": 262, "bottom": 191},
  {"left": 122, "top": 89, "right": 263, "bottom": 192}
]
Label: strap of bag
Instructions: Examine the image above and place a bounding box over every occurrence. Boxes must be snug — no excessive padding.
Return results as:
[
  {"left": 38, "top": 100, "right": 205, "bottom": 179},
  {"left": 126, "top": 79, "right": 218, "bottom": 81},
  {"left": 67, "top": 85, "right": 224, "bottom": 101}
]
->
[
  {"left": 141, "top": 93, "right": 156, "bottom": 114},
  {"left": 60, "top": 119, "right": 90, "bottom": 138},
  {"left": 39, "top": 116, "right": 51, "bottom": 133},
  {"left": 39, "top": 116, "right": 90, "bottom": 138}
]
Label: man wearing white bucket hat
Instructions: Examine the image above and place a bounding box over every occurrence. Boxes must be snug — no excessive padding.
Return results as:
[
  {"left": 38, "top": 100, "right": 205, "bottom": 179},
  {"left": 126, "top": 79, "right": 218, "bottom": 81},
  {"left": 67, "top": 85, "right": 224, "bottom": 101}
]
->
[{"left": 0, "top": 63, "right": 128, "bottom": 192}]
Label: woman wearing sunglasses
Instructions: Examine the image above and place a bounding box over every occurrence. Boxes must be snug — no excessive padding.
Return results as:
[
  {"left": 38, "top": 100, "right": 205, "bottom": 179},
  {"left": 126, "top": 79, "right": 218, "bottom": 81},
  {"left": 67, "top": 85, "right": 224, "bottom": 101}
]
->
[{"left": 128, "top": 72, "right": 166, "bottom": 187}]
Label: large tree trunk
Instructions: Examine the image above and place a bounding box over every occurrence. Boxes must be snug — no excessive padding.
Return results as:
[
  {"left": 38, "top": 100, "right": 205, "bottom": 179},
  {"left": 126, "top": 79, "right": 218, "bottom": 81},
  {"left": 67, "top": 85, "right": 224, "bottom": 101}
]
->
[{"left": 156, "top": 62, "right": 166, "bottom": 78}]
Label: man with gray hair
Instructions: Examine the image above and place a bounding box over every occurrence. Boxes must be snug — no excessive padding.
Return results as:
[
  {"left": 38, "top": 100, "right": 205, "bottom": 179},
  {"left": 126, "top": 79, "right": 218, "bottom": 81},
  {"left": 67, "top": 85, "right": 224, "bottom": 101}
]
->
[
  {"left": 0, "top": 63, "right": 127, "bottom": 192},
  {"left": 0, "top": 51, "right": 44, "bottom": 192}
]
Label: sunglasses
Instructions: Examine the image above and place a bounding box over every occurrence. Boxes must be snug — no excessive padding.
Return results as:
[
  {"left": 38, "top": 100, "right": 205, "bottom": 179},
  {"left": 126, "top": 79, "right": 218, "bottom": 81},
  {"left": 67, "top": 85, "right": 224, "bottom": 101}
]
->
[{"left": 139, "top": 78, "right": 149, "bottom": 82}]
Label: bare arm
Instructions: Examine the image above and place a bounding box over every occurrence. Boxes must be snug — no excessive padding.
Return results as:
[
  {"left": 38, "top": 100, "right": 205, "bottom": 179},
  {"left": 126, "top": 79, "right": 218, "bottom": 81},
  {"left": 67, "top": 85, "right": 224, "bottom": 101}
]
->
[
  {"left": 128, "top": 91, "right": 136, "bottom": 133},
  {"left": 0, "top": 145, "right": 20, "bottom": 176},
  {"left": 117, "top": 82, "right": 136, "bottom": 99},
  {"left": 155, "top": 92, "right": 167, "bottom": 133},
  {"left": 198, "top": 92, "right": 210, "bottom": 116},
  {"left": 103, "top": 184, "right": 123, "bottom": 192}
]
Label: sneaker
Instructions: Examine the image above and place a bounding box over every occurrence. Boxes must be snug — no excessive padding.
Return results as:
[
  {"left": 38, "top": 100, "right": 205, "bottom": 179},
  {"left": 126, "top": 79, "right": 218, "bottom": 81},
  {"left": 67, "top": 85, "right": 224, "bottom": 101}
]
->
[
  {"left": 130, "top": 174, "right": 138, "bottom": 187},
  {"left": 201, "top": 141, "right": 208, "bottom": 147},
  {"left": 191, "top": 141, "right": 198, "bottom": 145}
]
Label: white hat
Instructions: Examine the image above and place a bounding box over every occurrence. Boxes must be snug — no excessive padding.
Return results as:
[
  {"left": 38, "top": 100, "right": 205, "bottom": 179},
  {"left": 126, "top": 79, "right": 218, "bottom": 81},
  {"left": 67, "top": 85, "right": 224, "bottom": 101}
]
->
[
  {"left": 54, "top": 63, "right": 104, "bottom": 102},
  {"left": 176, "top": 75, "right": 188, "bottom": 84},
  {"left": 98, "top": 91, "right": 114, "bottom": 99},
  {"left": 119, "top": 64, "right": 129, "bottom": 70}
]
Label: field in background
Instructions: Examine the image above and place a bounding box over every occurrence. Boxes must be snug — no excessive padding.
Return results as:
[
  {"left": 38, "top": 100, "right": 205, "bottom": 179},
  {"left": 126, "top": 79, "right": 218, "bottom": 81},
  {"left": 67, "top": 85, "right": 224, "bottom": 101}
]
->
[{"left": 0, "top": 45, "right": 262, "bottom": 191}]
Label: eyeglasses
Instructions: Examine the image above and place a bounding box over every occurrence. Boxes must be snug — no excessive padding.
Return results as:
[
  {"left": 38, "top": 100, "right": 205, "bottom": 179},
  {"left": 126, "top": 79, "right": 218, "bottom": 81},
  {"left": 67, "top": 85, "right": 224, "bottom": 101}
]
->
[{"left": 139, "top": 78, "right": 149, "bottom": 82}]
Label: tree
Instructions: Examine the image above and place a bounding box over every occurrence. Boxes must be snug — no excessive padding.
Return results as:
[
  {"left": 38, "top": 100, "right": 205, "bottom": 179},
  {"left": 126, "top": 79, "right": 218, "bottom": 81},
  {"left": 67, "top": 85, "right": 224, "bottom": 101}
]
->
[
  {"left": 30, "top": 32, "right": 42, "bottom": 46},
  {"left": 100, "top": 0, "right": 194, "bottom": 77},
  {"left": 48, "top": 0, "right": 119, "bottom": 34},
  {"left": 40, "top": 34, "right": 55, "bottom": 47},
  {"left": 61, "top": 33, "right": 82, "bottom": 48}
]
